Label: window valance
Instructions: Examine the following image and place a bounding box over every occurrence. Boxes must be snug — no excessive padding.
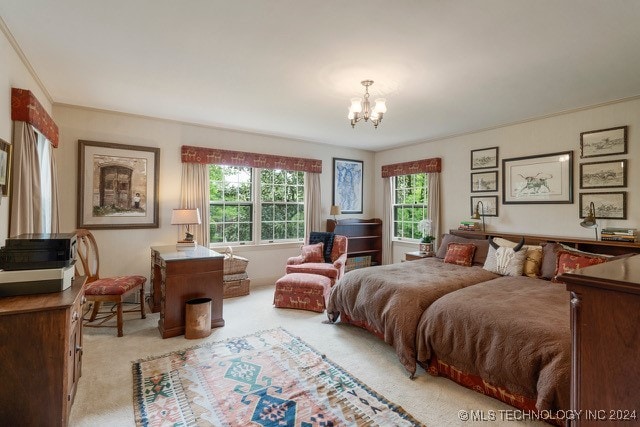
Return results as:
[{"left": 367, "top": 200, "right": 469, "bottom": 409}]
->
[
  {"left": 11, "top": 88, "right": 59, "bottom": 148},
  {"left": 381, "top": 157, "right": 441, "bottom": 178},
  {"left": 181, "top": 145, "right": 322, "bottom": 173}
]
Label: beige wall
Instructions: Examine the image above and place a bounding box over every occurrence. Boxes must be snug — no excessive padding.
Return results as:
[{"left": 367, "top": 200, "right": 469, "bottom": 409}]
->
[
  {"left": 53, "top": 105, "right": 375, "bottom": 285},
  {"left": 375, "top": 98, "right": 640, "bottom": 263},
  {"left": 0, "top": 27, "right": 52, "bottom": 243}
]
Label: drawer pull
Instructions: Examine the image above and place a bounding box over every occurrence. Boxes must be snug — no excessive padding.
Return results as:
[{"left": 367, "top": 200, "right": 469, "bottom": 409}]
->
[
  {"left": 72, "top": 311, "right": 79, "bottom": 321},
  {"left": 81, "top": 296, "right": 87, "bottom": 305},
  {"left": 76, "top": 345, "right": 83, "bottom": 355}
]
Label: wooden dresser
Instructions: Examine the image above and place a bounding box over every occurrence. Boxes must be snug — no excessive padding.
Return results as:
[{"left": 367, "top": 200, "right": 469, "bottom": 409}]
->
[
  {"left": 561, "top": 256, "right": 640, "bottom": 426},
  {"left": 149, "top": 245, "right": 224, "bottom": 338},
  {"left": 0, "top": 276, "right": 86, "bottom": 426}
]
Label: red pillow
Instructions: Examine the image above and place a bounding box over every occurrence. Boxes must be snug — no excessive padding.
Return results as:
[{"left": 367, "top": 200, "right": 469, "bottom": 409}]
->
[
  {"left": 443, "top": 243, "right": 476, "bottom": 267},
  {"left": 553, "top": 250, "right": 607, "bottom": 281},
  {"left": 301, "top": 242, "right": 324, "bottom": 263}
]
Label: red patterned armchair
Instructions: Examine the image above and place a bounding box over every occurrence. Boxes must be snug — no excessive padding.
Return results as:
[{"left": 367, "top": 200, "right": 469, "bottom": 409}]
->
[{"left": 286, "top": 235, "right": 348, "bottom": 285}]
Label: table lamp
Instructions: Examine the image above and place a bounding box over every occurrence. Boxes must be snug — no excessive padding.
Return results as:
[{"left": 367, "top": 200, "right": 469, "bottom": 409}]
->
[
  {"left": 171, "top": 208, "right": 201, "bottom": 246},
  {"left": 330, "top": 205, "right": 341, "bottom": 221},
  {"left": 580, "top": 201, "right": 598, "bottom": 240},
  {"left": 471, "top": 200, "right": 486, "bottom": 232}
]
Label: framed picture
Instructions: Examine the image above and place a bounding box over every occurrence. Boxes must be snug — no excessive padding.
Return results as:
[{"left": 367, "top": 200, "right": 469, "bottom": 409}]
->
[
  {"left": 580, "top": 126, "right": 627, "bottom": 158},
  {"left": 0, "top": 138, "right": 12, "bottom": 197},
  {"left": 78, "top": 140, "right": 160, "bottom": 229},
  {"left": 579, "top": 192, "right": 627, "bottom": 219},
  {"left": 502, "top": 151, "right": 573, "bottom": 204},
  {"left": 470, "top": 195, "right": 498, "bottom": 217},
  {"left": 471, "top": 171, "right": 498, "bottom": 192},
  {"left": 470, "top": 146, "right": 499, "bottom": 170},
  {"left": 333, "top": 158, "right": 363, "bottom": 214},
  {"left": 580, "top": 159, "right": 627, "bottom": 189}
]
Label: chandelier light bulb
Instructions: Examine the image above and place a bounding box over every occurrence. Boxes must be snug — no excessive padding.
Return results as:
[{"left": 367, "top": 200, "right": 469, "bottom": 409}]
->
[
  {"left": 374, "top": 98, "right": 387, "bottom": 114},
  {"left": 350, "top": 98, "right": 363, "bottom": 113}
]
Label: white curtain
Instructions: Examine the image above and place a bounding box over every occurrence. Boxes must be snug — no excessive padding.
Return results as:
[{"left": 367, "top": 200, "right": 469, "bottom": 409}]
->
[
  {"left": 10, "top": 122, "right": 42, "bottom": 236},
  {"left": 382, "top": 177, "right": 393, "bottom": 265},
  {"left": 180, "top": 163, "right": 210, "bottom": 247},
  {"left": 304, "top": 172, "right": 322, "bottom": 234},
  {"left": 428, "top": 173, "right": 441, "bottom": 250},
  {"left": 49, "top": 148, "right": 60, "bottom": 233}
]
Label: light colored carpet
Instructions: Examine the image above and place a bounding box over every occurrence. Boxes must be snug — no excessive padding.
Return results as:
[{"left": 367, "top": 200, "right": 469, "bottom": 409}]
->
[{"left": 69, "top": 284, "right": 545, "bottom": 426}]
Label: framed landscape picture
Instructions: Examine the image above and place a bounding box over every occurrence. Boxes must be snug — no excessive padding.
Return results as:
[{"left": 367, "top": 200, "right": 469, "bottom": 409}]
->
[
  {"left": 503, "top": 151, "right": 573, "bottom": 204},
  {"left": 471, "top": 171, "right": 498, "bottom": 192},
  {"left": 580, "top": 159, "right": 627, "bottom": 189},
  {"left": 579, "top": 192, "right": 626, "bottom": 219},
  {"left": 470, "top": 195, "right": 498, "bottom": 217},
  {"left": 470, "top": 146, "right": 499, "bottom": 170},
  {"left": 78, "top": 140, "right": 160, "bottom": 229},
  {"left": 580, "top": 126, "right": 627, "bottom": 158},
  {"left": 333, "top": 158, "right": 363, "bottom": 214}
]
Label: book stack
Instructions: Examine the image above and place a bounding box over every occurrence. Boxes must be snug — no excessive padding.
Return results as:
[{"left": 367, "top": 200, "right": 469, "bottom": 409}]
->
[
  {"left": 458, "top": 221, "right": 481, "bottom": 231},
  {"left": 176, "top": 240, "right": 197, "bottom": 250},
  {"left": 600, "top": 228, "right": 637, "bottom": 243}
]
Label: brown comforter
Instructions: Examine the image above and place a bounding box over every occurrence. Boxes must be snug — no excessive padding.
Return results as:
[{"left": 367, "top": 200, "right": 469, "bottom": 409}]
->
[
  {"left": 416, "top": 275, "right": 571, "bottom": 411},
  {"left": 326, "top": 258, "right": 499, "bottom": 375}
]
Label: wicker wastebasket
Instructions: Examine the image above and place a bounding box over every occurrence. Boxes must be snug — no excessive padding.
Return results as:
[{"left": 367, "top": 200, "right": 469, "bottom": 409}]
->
[{"left": 185, "top": 297, "right": 212, "bottom": 339}]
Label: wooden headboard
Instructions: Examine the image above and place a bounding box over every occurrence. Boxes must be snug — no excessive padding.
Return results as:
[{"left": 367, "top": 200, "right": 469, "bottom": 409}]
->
[{"left": 449, "top": 229, "right": 640, "bottom": 256}]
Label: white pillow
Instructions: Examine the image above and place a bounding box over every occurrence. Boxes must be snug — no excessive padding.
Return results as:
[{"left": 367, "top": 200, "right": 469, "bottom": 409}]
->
[
  {"left": 483, "top": 242, "right": 528, "bottom": 276},
  {"left": 492, "top": 237, "right": 542, "bottom": 277}
]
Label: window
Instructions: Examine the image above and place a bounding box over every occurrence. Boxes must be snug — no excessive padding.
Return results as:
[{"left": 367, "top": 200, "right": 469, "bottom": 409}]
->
[
  {"left": 209, "top": 165, "right": 305, "bottom": 244},
  {"left": 393, "top": 173, "right": 429, "bottom": 240},
  {"left": 35, "top": 130, "right": 53, "bottom": 232}
]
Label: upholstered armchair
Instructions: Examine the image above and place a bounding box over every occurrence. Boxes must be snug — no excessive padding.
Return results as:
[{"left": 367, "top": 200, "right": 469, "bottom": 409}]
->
[{"left": 286, "top": 235, "right": 348, "bottom": 285}]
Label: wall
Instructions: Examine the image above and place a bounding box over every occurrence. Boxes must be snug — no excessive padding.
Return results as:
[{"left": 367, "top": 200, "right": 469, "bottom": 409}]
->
[
  {"left": 0, "top": 27, "right": 53, "bottom": 243},
  {"left": 374, "top": 98, "right": 640, "bottom": 263},
  {"left": 53, "top": 105, "right": 375, "bottom": 285}
]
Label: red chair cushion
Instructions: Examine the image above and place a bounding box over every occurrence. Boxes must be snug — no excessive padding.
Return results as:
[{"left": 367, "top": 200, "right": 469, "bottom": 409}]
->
[
  {"left": 285, "top": 263, "right": 338, "bottom": 279},
  {"left": 85, "top": 275, "right": 146, "bottom": 296}
]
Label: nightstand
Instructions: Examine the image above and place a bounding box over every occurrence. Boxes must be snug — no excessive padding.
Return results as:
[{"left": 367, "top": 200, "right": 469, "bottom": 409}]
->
[{"left": 405, "top": 251, "right": 434, "bottom": 261}]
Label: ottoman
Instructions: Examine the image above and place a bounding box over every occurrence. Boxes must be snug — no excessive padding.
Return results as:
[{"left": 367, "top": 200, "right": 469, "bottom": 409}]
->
[{"left": 273, "top": 273, "right": 332, "bottom": 313}]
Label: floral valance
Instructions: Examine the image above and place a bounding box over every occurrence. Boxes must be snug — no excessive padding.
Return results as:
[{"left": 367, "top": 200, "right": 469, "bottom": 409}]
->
[
  {"left": 381, "top": 157, "right": 441, "bottom": 178},
  {"left": 181, "top": 145, "right": 322, "bottom": 173},
  {"left": 11, "top": 88, "right": 59, "bottom": 148}
]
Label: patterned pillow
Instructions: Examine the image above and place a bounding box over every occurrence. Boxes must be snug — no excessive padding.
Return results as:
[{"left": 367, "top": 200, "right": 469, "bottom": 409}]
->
[
  {"left": 483, "top": 244, "right": 528, "bottom": 276},
  {"left": 492, "top": 237, "right": 542, "bottom": 277},
  {"left": 553, "top": 250, "right": 608, "bottom": 282},
  {"left": 301, "top": 242, "right": 324, "bottom": 263},
  {"left": 443, "top": 243, "right": 476, "bottom": 267},
  {"left": 436, "top": 234, "right": 490, "bottom": 265}
]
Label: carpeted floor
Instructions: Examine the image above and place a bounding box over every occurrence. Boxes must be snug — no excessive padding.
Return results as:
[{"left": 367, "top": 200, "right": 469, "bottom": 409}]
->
[{"left": 70, "top": 284, "right": 545, "bottom": 426}]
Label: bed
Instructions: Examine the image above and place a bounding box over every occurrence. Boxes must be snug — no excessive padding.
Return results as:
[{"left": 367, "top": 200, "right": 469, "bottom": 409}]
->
[
  {"left": 415, "top": 275, "right": 571, "bottom": 413},
  {"left": 326, "top": 255, "right": 499, "bottom": 376}
]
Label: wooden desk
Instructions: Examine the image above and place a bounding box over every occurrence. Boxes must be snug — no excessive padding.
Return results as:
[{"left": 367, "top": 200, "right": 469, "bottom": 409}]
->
[
  {"left": 150, "top": 245, "right": 224, "bottom": 338},
  {"left": 0, "top": 276, "right": 86, "bottom": 426},
  {"left": 561, "top": 255, "right": 640, "bottom": 426}
]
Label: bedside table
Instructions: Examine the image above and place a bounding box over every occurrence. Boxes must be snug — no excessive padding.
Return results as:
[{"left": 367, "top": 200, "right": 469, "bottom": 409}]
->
[{"left": 405, "top": 251, "right": 434, "bottom": 261}]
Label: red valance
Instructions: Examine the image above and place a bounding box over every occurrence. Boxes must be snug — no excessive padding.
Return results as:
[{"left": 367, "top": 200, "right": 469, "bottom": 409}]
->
[
  {"left": 11, "top": 88, "right": 59, "bottom": 148},
  {"left": 181, "top": 145, "right": 322, "bottom": 173},
  {"left": 381, "top": 157, "right": 441, "bottom": 178}
]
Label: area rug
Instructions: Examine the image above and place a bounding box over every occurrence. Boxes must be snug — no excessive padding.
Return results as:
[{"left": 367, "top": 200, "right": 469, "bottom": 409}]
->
[{"left": 133, "top": 328, "right": 424, "bottom": 426}]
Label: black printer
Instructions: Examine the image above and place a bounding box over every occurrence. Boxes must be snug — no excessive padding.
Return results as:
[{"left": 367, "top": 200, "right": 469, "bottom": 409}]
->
[{"left": 0, "top": 233, "right": 77, "bottom": 271}]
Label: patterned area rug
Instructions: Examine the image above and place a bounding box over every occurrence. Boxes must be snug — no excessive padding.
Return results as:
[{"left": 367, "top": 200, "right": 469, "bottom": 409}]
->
[{"left": 132, "top": 328, "right": 424, "bottom": 426}]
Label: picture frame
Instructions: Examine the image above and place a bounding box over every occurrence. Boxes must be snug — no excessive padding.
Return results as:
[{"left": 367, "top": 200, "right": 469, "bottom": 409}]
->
[
  {"left": 471, "top": 171, "right": 498, "bottom": 192},
  {"left": 579, "top": 192, "right": 627, "bottom": 219},
  {"left": 78, "top": 140, "right": 160, "bottom": 229},
  {"left": 580, "top": 126, "right": 627, "bottom": 158},
  {"left": 502, "top": 151, "right": 573, "bottom": 204},
  {"left": 333, "top": 158, "right": 363, "bottom": 214},
  {"left": 470, "top": 195, "right": 498, "bottom": 217},
  {"left": 0, "top": 138, "right": 12, "bottom": 197},
  {"left": 579, "top": 159, "right": 627, "bottom": 189},
  {"left": 470, "top": 146, "right": 499, "bottom": 170}
]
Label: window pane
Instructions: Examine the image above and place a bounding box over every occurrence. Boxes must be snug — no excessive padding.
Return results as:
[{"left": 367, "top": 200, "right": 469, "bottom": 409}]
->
[
  {"left": 209, "top": 165, "right": 253, "bottom": 243},
  {"left": 259, "top": 169, "right": 305, "bottom": 243},
  {"left": 393, "top": 173, "right": 429, "bottom": 239}
]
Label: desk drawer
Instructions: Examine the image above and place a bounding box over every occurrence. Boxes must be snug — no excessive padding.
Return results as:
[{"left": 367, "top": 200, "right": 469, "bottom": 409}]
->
[{"left": 165, "top": 258, "right": 223, "bottom": 276}]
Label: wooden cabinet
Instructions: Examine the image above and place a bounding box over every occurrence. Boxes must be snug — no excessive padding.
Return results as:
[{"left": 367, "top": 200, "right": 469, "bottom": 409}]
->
[
  {"left": 327, "top": 218, "right": 382, "bottom": 266},
  {"left": 150, "top": 245, "right": 224, "bottom": 338},
  {"left": 561, "top": 256, "right": 640, "bottom": 426},
  {"left": 0, "top": 277, "right": 86, "bottom": 427}
]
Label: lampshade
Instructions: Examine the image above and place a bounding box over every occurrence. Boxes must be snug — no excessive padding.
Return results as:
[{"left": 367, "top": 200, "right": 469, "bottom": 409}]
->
[
  {"left": 171, "top": 208, "right": 201, "bottom": 225},
  {"left": 330, "top": 205, "right": 341, "bottom": 216}
]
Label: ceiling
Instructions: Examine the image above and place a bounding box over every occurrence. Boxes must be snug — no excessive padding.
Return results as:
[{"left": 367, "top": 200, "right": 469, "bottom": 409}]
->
[{"left": 2, "top": 1, "right": 640, "bottom": 151}]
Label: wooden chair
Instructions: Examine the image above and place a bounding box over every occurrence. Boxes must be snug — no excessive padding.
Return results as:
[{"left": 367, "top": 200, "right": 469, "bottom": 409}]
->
[{"left": 75, "top": 229, "right": 146, "bottom": 337}]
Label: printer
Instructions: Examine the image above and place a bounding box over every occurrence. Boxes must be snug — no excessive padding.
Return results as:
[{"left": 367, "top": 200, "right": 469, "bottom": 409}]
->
[{"left": 0, "top": 233, "right": 77, "bottom": 297}]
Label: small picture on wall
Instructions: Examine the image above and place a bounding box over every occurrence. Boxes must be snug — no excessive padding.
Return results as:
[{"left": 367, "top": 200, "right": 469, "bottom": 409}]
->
[
  {"left": 0, "top": 138, "right": 12, "bottom": 196},
  {"left": 470, "top": 146, "right": 499, "bottom": 170},
  {"left": 579, "top": 192, "right": 627, "bottom": 219},
  {"left": 471, "top": 171, "right": 498, "bottom": 192},
  {"left": 470, "top": 195, "right": 498, "bottom": 217},
  {"left": 580, "top": 160, "right": 627, "bottom": 189},
  {"left": 580, "top": 126, "right": 627, "bottom": 158}
]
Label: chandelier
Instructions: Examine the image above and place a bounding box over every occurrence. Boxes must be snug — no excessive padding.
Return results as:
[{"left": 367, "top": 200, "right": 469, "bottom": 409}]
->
[{"left": 348, "top": 80, "right": 387, "bottom": 128}]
